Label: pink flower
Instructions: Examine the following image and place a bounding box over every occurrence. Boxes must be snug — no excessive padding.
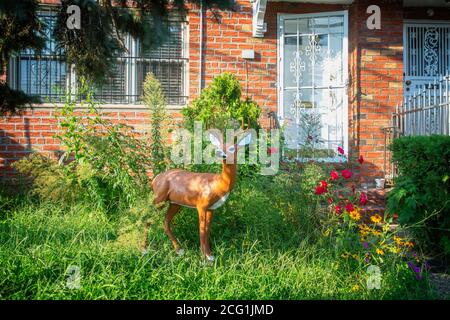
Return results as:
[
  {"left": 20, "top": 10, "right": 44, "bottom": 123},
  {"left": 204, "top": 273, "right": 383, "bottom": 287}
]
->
[
  {"left": 330, "top": 171, "right": 339, "bottom": 181},
  {"left": 345, "top": 203, "right": 354, "bottom": 213},
  {"left": 359, "top": 192, "right": 368, "bottom": 206},
  {"left": 341, "top": 169, "right": 353, "bottom": 180},
  {"left": 337, "top": 146, "right": 345, "bottom": 155},
  {"left": 358, "top": 155, "right": 364, "bottom": 164},
  {"left": 268, "top": 147, "right": 278, "bottom": 155}
]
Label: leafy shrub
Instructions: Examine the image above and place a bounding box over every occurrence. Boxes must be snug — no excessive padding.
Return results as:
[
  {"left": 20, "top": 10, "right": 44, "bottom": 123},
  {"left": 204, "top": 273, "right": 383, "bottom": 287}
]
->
[
  {"left": 182, "top": 73, "right": 261, "bottom": 131},
  {"left": 12, "top": 153, "right": 77, "bottom": 203},
  {"left": 179, "top": 73, "right": 264, "bottom": 178},
  {"left": 387, "top": 135, "right": 450, "bottom": 258},
  {"left": 143, "top": 72, "right": 171, "bottom": 175},
  {"left": 14, "top": 86, "right": 152, "bottom": 211}
]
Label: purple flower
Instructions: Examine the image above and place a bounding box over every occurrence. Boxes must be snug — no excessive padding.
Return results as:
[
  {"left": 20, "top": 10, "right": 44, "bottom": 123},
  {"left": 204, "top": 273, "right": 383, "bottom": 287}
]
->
[
  {"left": 362, "top": 242, "right": 369, "bottom": 249},
  {"left": 407, "top": 261, "right": 423, "bottom": 280},
  {"left": 364, "top": 257, "right": 370, "bottom": 263}
]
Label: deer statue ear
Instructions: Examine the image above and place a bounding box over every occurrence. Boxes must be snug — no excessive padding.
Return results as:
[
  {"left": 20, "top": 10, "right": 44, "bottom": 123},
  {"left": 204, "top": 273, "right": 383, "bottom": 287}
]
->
[
  {"left": 237, "top": 131, "right": 252, "bottom": 147},
  {"left": 209, "top": 132, "right": 222, "bottom": 148}
]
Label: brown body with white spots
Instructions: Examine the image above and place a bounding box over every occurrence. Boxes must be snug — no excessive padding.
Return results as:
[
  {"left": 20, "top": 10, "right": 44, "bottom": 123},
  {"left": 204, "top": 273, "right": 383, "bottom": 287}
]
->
[{"left": 142, "top": 131, "right": 252, "bottom": 262}]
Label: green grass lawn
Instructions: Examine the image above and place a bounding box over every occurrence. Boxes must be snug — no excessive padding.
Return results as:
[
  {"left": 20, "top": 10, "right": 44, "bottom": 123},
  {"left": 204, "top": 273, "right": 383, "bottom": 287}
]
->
[{"left": 0, "top": 175, "right": 438, "bottom": 299}]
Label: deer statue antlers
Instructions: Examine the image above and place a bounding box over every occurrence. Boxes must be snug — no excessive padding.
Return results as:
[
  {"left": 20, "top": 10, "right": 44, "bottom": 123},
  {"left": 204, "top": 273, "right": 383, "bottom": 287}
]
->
[{"left": 143, "top": 130, "right": 253, "bottom": 262}]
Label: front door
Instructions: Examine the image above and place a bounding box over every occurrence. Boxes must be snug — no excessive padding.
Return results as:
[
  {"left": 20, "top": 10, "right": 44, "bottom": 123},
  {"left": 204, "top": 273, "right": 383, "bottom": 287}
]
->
[
  {"left": 404, "top": 22, "right": 450, "bottom": 98},
  {"left": 278, "top": 11, "right": 348, "bottom": 161}
]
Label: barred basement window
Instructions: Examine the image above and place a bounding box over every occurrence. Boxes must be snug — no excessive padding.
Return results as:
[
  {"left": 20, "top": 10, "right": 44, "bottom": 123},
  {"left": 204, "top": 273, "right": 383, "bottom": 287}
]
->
[{"left": 8, "top": 7, "right": 188, "bottom": 106}]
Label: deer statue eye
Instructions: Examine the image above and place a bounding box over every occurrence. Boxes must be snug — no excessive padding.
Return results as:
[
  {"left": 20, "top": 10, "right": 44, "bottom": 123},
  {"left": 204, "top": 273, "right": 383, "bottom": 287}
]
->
[{"left": 228, "top": 146, "right": 235, "bottom": 153}]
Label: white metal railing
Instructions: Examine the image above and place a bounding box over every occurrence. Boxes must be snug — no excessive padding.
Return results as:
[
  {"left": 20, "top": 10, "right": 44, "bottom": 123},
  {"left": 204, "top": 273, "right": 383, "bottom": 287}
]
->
[
  {"left": 393, "top": 73, "right": 450, "bottom": 136},
  {"left": 383, "top": 73, "right": 450, "bottom": 183}
]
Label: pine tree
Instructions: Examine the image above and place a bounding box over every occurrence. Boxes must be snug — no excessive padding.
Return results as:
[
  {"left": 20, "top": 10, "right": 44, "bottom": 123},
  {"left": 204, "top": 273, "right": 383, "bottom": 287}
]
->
[{"left": 0, "top": 0, "right": 46, "bottom": 114}]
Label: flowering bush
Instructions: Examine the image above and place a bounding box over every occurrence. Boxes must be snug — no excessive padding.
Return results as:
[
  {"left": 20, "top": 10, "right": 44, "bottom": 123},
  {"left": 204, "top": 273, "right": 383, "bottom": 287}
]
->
[{"left": 314, "top": 148, "right": 428, "bottom": 286}]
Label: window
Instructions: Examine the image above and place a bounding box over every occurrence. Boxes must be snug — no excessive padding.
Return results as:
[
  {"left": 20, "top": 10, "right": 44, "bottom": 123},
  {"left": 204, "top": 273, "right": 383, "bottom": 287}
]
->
[
  {"left": 9, "top": 7, "right": 68, "bottom": 103},
  {"left": 8, "top": 7, "right": 188, "bottom": 106},
  {"left": 279, "top": 12, "right": 348, "bottom": 161}
]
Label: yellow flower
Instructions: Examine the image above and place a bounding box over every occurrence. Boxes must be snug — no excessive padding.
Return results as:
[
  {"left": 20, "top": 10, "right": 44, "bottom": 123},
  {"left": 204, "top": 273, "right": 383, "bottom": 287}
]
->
[
  {"left": 370, "top": 214, "right": 382, "bottom": 224},
  {"left": 405, "top": 241, "right": 414, "bottom": 248},
  {"left": 351, "top": 284, "right": 361, "bottom": 292},
  {"left": 351, "top": 254, "right": 359, "bottom": 260},
  {"left": 389, "top": 246, "right": 401, "bottom": 254},
  {"left": 371, "top": 229, "right": 382, "bottom": 237},
  {"left": 359, "top": 230, "right": 369, "bottom": 237},
  {"left": 393, "top": 236, "right": 402, "bottom": 245},
  {"left": 349, "top": 208, "right": 361, "bottom": 221},
  {"left": 376, "top": 248, "right": 385, "bottom": 255},
  {"left": 341, "top": 252, "right": 350, "bottom": 259}
]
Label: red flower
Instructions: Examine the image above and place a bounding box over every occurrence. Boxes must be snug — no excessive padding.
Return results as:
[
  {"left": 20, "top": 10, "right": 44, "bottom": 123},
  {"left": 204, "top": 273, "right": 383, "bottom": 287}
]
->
[
  {"left": 335, "top": 205, "right": 343, "bottom": 214},
  {"left": 321, "top": 180, "right": 328, "bottom": 189},
  {"left": 315, "top": 185, "right": 326, "bottom": 195},
  {"left": 328, "top": 197, "right": 333, "bottom": 204},
  {"left": 268, "top": 147, "right": 278, "bottom": 155},
  {"left": 359, "top": 192, "right": 368, "bottom": 206},
  {"left": 341, "top": 169, "right": 353, "bottom": 180},
  {"left": 330, "top": 171, "right": 339, "bottom": 181},
  {"left": 337, "top": 146, "right": 345, "bottom": 155},
  {"left": 345, "top": 203, "right": 355, "bottom": 213},
  {"left": 358, "top": 155, "right": 364, "bottom": 164}
]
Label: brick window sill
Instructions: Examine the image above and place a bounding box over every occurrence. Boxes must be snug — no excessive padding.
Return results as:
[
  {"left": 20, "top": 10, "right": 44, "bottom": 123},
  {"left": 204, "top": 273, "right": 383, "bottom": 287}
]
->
[{"left": 32, "top": 103, "right": 186, "bottom": 111}]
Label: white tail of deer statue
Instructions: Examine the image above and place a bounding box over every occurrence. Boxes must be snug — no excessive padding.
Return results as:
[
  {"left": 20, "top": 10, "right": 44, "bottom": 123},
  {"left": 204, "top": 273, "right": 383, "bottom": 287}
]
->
[{"left": 143, "top": 130, "right": 253, "bottom": 262}]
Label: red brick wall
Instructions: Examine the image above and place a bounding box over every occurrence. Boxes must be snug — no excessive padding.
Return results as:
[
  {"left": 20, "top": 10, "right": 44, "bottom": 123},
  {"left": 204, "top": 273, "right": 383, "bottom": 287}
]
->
[
  {"left": 348, "top": 0, "right": 404, "bottom": 182},
  {"left": 0, "top": 108, "right": 183, "bottom": 179}
]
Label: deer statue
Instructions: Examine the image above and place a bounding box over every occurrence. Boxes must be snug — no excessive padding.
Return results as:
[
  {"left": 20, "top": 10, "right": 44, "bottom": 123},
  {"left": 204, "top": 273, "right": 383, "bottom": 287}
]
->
[{"left": 143, "top": 130, "right": 252, "bottom": 262}]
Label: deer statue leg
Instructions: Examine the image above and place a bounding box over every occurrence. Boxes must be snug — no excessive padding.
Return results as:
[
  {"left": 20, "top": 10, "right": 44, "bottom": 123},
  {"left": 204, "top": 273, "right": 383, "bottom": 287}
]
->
[
  {"left": 204, "top": 210, "right": 214, "bottom": 260},
  {"left": 164, "top": 203, "right": 183, "bottom": 255},
  {"left": 198, "top": 207, "right": 215, "bottom": 263},
  {"left": 197, "top": 207, "right": 206, "bottom": 255}
]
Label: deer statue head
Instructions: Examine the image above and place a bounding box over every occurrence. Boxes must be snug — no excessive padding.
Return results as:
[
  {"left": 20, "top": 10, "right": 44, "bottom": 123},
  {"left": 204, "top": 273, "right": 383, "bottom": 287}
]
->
[{"left": 209, "top": 129, "right": 253, "bottom": 163}]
